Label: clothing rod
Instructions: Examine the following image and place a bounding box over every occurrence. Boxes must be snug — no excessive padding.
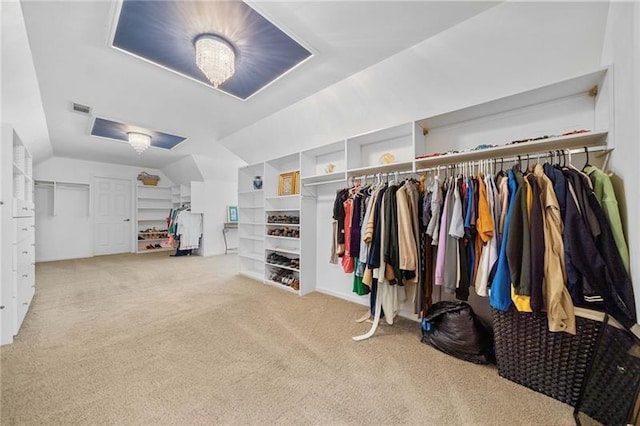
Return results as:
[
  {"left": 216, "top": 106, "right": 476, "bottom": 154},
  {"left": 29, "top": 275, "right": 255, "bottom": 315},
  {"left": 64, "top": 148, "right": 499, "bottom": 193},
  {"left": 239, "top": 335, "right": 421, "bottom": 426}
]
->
[
  {"left": 34, "top": 180, "right": 90, "bottom": 188},
  {"left": 414, "top": 145, "right": 611, "bottom": 173}
]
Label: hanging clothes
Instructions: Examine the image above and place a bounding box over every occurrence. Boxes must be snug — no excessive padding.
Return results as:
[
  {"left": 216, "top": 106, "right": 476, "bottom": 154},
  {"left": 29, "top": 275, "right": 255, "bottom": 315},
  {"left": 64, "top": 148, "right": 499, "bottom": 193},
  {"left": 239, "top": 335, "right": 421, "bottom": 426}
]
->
[{"left": 584, "top": 165, "right": 630, "bottom": 274}]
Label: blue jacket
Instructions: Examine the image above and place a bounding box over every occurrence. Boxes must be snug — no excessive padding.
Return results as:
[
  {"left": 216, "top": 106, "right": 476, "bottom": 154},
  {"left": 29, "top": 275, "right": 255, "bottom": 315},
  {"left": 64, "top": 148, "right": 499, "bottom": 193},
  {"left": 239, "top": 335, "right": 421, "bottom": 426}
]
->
[{"left": 490, "top": 169, "right": 517, "bottom": 311}]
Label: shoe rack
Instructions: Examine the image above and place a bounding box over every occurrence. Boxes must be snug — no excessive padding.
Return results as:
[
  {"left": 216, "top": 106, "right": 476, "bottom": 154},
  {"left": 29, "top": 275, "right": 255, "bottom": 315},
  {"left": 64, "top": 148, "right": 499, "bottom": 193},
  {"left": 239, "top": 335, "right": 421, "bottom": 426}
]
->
[
  {"left": 136, "top": 185, "right": 173, "bottom": 253},
  {"left": 237, "top": 153, "right": 317, "bottom": 296}
]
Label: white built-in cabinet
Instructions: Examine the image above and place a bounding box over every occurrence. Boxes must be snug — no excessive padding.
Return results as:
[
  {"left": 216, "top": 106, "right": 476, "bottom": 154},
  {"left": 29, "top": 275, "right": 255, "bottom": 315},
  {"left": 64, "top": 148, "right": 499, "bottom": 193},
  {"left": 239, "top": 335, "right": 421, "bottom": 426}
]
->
[
  {"left": 238, "top": 67, "right": 613, "bottom": 308},
  {"left": 1, "top": 125, "right": 36, "bottom": 345}
]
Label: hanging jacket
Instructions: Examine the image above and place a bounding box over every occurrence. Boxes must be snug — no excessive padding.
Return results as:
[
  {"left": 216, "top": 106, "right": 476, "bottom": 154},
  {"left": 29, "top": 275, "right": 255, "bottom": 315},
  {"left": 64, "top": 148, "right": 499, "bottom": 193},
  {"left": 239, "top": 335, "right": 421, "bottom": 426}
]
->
[
  {"left": 534, "top": 164, "right": 576, "bottom": 334},
  {"left": 489, "top": 170, "right": 517, "bottom": 311},
  {"left": 507, "top": 170, "right": 532, "bottom": 312},
  {"left": 528, "top": 174, "right": 545, "bottom": 313},
  {"left": 383, "top": 185, "right": 400, "bottom": 284},
  {"left": 584, "top": 165, "right": 630, "bottom": 274},
  {"left": 435, "top": 178, "right": 453, "bottom": 286}
]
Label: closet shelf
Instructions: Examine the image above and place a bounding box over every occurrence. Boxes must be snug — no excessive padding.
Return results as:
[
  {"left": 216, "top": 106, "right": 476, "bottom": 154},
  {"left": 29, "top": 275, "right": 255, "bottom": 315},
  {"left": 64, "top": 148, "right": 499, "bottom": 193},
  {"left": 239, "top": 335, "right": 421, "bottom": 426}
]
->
[
  {"left": 265, "top": 247, "right": 300, "bottom": 255},
  {"left": 240, "top": 235, "right": 264, "bottom": 241},
  {"left": 414, "top": 130, "right": 608, "bottom": 169},
  {"left": 300, "top": 171, "right": 346, "bottom": 185},
  {"left": 264, "top": 279, "right": 300, "bottom": 294},
  {"left": 239, "top": 222, "right": 265, "bottom": 226},
  {"left": 137, "top": 238, "right": 169, "bottom": 242},
  {"left": 137, "top": 247, "right": 173, "bottom": 254},
  {"left": 137, "top": 231, "right": 168, "bottom": 235},
  {"left": 265, "top": 194, "right": 299, "bottom": 200},
  {"left": 346, "top": 161, "right": 414, "bottom": 178},
  {"left": 266, "top": 223, "right": 300, "bottom": 227},
  {"left": 265, "top": 235, "right": 300, "bottom": 241},
  {"left": 239, "top": 252, "right": 264, "bottom": 262},
  {"left": 265, "top": 262, "right": 300, "bottom": 272}
]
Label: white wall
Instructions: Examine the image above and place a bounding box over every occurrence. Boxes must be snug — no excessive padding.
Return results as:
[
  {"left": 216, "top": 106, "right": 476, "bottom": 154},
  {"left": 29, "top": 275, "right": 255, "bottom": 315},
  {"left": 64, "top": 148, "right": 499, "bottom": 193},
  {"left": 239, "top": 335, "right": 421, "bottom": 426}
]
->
[
  {"left": 600, "top": 1, "right": 640, "bottom": 317},
  {"left": 1, "top": 0, "right": 52, "bottom": 162},
  {"left": 199, "top": 179, "right": 238, "bottom": 257},
  {"left": 220, "top": 1, "right": 608, "bottom": 164},
  {"left": 33, "top": 156, "right": 173, "bottom": 262}
]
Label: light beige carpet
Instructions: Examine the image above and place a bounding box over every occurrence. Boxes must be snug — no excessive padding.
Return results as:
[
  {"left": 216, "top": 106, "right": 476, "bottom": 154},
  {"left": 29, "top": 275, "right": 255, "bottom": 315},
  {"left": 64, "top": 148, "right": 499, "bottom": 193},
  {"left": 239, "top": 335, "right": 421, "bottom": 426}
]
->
[{"left": 1, "top": 253, "right": 575, "bottom": 425}]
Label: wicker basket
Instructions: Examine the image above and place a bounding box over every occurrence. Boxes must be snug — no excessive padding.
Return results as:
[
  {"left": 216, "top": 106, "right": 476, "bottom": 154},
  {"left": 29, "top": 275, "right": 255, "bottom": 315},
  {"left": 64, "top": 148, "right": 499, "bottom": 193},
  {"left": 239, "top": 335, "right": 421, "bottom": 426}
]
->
[
  {"left": 137, "top": 172, "right": 160, "bottom": 186},
  {"left": 575, "top": 317, "right": 640, "bottom": 425},
  {"left": 492, "top": 308, "right": 603, "bottom": 407}
]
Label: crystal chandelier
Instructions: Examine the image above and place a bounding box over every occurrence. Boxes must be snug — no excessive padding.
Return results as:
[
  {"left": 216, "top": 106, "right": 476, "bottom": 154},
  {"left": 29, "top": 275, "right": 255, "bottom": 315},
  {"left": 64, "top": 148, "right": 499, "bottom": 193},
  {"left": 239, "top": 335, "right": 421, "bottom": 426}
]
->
[
  {"left": 194, "top": 34, "right": 235, "bottom": 88},
  {"left": 127, "top": 132, "right": 151, "bottom": 154}
]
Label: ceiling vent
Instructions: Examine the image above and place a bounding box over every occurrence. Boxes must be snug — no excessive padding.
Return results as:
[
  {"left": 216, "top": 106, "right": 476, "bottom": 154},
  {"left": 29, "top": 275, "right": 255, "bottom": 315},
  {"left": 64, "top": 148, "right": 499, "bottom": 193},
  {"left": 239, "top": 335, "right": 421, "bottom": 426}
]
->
[{"left": 71, "top": 102, "right": 91, "bottom": 115}]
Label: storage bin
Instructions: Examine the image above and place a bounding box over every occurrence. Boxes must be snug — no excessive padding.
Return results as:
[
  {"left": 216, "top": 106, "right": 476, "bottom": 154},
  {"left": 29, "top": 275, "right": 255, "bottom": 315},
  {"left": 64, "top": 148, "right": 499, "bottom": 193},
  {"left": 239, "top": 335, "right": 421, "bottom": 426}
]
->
[
  {"left": 492, "top": 307, "right": 603, "bottom": 407},
  {"left": 574, "top": 317, "right": 640, "bottom": 425}
]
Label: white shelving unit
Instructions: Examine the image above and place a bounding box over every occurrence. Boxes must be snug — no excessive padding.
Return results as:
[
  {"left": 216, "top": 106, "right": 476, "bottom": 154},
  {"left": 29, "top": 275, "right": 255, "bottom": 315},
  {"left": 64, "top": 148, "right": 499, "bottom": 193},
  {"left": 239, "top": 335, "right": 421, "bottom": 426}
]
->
[
  {"left": 238, "top": 163, "right": 266, "bottom": 280},
  {"left": 237, "top": 67, "right": 613, "bottom": 311},
  {"left": 136, "top": 185, "right": 172, "bottom": 254},
  {"left": 1, "top": 125, "right": 36, "bottom": 345}
]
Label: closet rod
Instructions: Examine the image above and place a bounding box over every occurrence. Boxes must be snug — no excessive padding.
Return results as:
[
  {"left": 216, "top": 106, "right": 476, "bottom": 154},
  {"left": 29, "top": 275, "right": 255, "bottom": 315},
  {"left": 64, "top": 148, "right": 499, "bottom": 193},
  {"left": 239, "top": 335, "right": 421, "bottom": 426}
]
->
[
  {"left": 414, "top": 145, "right": 611, "bottom": 174},
  {"left": 34, "top": 180, "right": 90, "bottom": 188}
]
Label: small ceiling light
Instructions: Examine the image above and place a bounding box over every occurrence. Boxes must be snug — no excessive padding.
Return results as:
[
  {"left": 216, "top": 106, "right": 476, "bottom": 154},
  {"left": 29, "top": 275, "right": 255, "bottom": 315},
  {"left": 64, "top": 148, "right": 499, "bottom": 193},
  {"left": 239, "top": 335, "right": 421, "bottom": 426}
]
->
[
  {"left": 127, "top": 132, "right": 151, "bottom": 154},
  {"left": 194, "top": 34, "right": 235, "bottom": 88}
]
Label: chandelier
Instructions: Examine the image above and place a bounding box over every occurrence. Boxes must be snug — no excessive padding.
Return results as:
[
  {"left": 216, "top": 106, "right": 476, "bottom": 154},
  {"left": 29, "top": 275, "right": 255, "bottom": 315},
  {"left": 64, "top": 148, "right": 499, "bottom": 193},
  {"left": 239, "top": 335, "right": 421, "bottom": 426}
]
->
[
  {"left": 127, "top": 132, "right": 151, "bottom": 154},
  {"left": 194, "top": 34, "right": 235, "bottom": 88}
]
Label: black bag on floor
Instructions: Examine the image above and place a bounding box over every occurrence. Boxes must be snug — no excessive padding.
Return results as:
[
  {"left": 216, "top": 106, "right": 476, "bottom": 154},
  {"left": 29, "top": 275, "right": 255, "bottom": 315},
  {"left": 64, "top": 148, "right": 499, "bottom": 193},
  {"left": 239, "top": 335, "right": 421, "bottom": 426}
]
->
[{"left": 421, "top": 301, "right": 495, "bottom": 365}]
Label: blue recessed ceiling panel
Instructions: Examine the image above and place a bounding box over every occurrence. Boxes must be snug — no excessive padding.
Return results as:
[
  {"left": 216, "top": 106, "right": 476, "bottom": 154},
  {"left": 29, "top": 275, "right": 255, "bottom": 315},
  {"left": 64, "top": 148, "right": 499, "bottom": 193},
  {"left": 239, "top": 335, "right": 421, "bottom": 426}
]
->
[
  {"left": 112, "top": 0, "right": 313, "bottom": 100},
  {"left": 91, "top": 117, "right": 186, "bottom": 150}
]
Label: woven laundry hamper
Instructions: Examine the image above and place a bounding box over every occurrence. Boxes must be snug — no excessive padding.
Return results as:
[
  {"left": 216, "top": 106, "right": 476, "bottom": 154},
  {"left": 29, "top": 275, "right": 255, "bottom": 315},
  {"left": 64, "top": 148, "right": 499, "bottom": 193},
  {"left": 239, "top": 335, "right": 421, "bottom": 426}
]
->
[
  {"left": 492, "top": 307, "right": 603, "bottom": 407},
  {"left": 574, "top": 316, "right": 640, "bottom": 426}
]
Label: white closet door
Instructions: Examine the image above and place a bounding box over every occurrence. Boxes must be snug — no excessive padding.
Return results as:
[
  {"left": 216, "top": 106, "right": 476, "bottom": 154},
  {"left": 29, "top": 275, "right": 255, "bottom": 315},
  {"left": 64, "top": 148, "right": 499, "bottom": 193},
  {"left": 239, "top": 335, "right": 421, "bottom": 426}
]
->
[{"left": 93, "top": 177, "right": 132, "bottom": 256}]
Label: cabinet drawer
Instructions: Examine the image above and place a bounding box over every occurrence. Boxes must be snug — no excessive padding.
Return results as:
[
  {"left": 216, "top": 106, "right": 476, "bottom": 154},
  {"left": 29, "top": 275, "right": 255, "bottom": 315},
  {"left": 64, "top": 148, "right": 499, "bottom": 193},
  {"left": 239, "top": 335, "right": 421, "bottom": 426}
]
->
[
  {"left": 15, "top": 217, "right": 35, "bottom": 243},
  {"left": 16, "top": 239, "right": 35, "bottom": 270},
  {"left": 18, "top": 272, "right": 35, "bottom": 304},
  {"left": 13, "top": 199, "right": 34, "bottom": 217}
]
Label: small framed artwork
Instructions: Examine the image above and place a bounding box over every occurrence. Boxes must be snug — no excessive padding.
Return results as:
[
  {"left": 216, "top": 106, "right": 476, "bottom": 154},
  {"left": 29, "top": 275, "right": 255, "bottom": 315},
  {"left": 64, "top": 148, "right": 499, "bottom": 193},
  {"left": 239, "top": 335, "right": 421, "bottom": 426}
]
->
[
  {"left": 278, "top": 172, "right": 296, "bottom": 196},
  {"left": 227, "top": 206, "right": 238, "bottom": 223},
  {"left": 293, "top": 171, "right": 300, "bottom": 195}
]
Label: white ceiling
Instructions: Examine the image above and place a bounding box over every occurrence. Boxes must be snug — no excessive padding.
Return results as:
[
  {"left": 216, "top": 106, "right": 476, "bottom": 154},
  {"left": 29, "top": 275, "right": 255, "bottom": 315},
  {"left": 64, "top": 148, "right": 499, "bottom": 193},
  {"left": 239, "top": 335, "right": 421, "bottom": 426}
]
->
[{"left": 17, "top": 0, "right": 498, "bottom": 168}]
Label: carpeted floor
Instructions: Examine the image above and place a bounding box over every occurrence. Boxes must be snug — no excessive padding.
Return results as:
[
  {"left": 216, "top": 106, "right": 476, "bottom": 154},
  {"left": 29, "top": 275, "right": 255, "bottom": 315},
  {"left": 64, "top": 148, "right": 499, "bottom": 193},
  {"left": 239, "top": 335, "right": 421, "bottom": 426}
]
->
[{"left": 1, "top": 253, "right": 575, "bottom": 425}]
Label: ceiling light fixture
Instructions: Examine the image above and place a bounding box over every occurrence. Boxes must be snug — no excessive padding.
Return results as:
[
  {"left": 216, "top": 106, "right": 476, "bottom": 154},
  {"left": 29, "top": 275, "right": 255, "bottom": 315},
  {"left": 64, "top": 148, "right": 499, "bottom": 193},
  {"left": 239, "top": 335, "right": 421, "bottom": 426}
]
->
[
  {"left": 194, "top": 34, "right": 235, "bottom": 88},
  {"left": 127, "top": 132, "right": 151, "bottom": 154}
]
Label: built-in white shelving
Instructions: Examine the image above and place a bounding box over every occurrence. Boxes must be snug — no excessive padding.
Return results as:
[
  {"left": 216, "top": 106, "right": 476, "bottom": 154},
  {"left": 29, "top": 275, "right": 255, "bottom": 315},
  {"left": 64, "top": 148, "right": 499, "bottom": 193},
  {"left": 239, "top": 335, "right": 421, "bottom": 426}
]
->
[
  {"left": 136, "top": 185, "right": 171, "bottom": 254},
  {"left": 238, "top": 67, "right": 614, "bottom": 310}
]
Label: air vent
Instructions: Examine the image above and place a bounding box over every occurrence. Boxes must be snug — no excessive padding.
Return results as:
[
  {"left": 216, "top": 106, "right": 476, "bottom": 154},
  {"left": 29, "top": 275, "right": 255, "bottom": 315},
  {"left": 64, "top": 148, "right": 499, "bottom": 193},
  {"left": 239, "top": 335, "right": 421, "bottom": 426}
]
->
[{"left": 71, "top": 102, "right": 91, "bottom": 115}]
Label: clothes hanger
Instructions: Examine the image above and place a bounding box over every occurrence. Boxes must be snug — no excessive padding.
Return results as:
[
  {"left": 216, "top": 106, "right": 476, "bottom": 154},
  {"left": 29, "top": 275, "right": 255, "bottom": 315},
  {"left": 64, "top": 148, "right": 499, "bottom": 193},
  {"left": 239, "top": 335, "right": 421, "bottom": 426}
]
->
[{"left": 582, "top": 146, "right": 591, "bottom": 170}]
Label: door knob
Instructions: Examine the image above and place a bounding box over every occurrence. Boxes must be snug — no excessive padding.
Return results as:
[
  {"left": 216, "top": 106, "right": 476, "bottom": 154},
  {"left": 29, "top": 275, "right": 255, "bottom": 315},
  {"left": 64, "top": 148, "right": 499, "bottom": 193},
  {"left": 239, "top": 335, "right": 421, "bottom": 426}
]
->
[{"left": 124, "top": 219, "right": 130, "bottom": 222}]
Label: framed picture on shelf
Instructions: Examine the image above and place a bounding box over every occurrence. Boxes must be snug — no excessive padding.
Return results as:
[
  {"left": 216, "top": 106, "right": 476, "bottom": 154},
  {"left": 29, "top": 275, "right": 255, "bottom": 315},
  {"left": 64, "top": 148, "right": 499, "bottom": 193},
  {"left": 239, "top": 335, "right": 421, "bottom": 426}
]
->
[
  {"left": 278, "top": 171, "right": 296, "bottom": 196},
  {"left": 293, "top": 171, "right": 300, "bottom": 195},
  {"left": 227, "top": 206, "right": 238, "bottom": 223}
]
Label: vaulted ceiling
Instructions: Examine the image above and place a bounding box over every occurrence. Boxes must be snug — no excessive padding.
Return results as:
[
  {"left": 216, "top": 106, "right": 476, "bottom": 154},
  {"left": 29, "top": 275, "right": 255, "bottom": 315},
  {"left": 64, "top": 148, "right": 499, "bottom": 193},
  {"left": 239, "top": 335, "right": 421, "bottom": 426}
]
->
[{"left": 14, "top": 0, "right": 499, "bottom": 168}]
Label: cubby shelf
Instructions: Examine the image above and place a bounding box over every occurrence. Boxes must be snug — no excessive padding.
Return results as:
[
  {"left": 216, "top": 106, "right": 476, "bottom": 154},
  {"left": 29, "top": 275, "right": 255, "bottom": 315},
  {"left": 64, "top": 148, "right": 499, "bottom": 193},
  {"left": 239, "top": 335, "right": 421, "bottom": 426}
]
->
[
  {"left": 264, "top": 280, "right": 299, "bottom": 294},
  {"left": 266, "top": 247, "right": 300, "bottom": 255},
  {"left": 265, "top": 262, "right": 300, "bottom": 272},
  {"left": 240, "top": 253, "right": 264, "bottom": 262}
]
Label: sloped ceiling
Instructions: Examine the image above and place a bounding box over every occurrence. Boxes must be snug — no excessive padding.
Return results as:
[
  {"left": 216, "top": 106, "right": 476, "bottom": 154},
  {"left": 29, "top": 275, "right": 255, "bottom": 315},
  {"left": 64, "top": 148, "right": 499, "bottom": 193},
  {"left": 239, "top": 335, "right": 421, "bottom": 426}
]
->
[
  {"left": 18, "top": 1, "right": 499, "bottom": 168},
  {"left": 219, "top": 1, "right": 611, "bottom": 164}
]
